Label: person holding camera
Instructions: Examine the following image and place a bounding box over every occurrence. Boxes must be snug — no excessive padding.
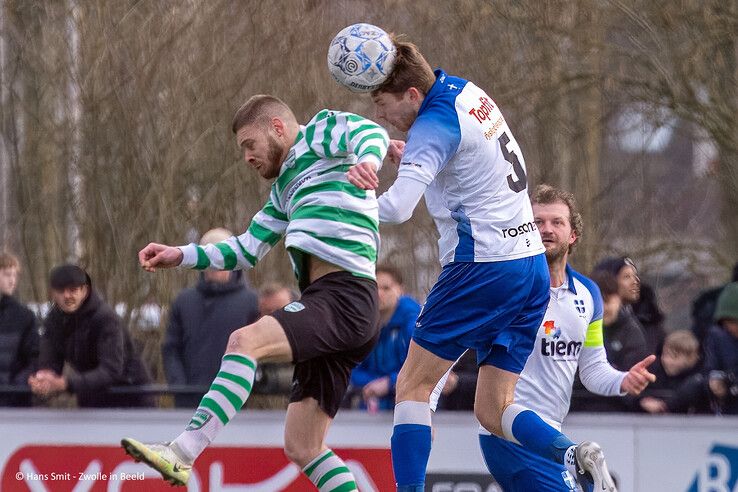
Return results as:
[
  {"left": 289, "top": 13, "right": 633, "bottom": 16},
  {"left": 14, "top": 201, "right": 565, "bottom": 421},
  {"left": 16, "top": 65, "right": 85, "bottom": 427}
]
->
[{"left": 704, "top": 282, "right": 738, "bottom": 414}]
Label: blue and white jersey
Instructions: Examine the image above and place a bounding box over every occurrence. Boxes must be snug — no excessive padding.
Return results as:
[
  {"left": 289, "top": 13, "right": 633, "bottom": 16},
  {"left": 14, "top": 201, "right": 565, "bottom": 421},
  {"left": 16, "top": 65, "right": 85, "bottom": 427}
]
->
[
  {"left": 512, "top": 266, "right": 625, "bottom": 430},
  {"left": 399, "top": 69, "right": 544, "bottom": 265}
]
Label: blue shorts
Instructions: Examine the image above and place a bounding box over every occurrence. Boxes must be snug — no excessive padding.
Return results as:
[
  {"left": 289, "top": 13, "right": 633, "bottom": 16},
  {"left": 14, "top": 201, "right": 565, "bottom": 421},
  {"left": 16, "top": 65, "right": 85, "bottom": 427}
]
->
[
  {"left": 412, "top": 254, "right": 549, "bottom": 373},
  {"left": 480, "top": 434, "right": 582, "bottom": 492}
]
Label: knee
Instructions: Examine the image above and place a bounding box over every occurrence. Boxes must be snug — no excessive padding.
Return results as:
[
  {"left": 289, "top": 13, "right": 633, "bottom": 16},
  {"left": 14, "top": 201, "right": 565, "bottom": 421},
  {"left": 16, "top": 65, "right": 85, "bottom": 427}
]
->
[
  {"left": 395, "top": 375, "right": 432, "bottom": 403},
  {"left": 226, "top": 326, "right": 253, "bottom": 356},
  {"left": 475, "top": 407, "right": 503, "bottom": 438},
  {"left": 283, "top": 439, "right": 321, "bottom": 468}
]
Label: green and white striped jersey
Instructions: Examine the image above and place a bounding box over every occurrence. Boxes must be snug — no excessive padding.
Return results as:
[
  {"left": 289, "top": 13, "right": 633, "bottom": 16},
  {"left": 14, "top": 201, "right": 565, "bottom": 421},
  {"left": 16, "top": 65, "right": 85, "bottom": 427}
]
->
[{"left": 178, "top": 109, "right": 389, "bottom": 286}]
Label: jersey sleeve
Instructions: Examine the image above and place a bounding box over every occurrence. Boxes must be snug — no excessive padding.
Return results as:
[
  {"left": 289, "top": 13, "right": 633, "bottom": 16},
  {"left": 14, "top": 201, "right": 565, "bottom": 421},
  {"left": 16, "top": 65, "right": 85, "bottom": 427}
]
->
[
  {"left": 576, "top": 272, "right": 626, "bottom": 396},
  {"left": 304, "top": 109, "right": 389, "bottom": 170},
  {"left": 179, "top": 193, "right": 287, "bottom": 270},
  {"left": 577, "top": 272, "right": 605, "bottom": 349},
  {"left": 398, "top": 101, "right": 461, "bottom": 184}
]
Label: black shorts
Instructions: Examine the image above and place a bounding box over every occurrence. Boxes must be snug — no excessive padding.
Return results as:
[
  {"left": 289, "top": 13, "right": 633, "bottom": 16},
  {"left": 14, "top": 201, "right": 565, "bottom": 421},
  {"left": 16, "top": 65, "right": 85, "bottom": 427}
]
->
[{"left": 271, "top": 271, "right": 379, "bottom": 417}]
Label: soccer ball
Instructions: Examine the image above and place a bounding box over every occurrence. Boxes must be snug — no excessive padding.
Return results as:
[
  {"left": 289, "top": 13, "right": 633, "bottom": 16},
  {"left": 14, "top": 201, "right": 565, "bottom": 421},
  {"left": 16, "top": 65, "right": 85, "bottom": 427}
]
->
[{"left": 327, "top": 23, "right": 396, "bottom": 93}]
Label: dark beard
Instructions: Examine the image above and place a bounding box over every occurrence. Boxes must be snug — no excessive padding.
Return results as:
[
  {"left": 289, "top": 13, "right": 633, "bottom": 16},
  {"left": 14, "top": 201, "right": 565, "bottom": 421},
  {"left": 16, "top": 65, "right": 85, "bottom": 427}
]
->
[
  {"left": 544, "top": 242, "right": 568, "bottom": 262},
  {"left": 264, "top": 135, "right": 284, "bottom": 179}
]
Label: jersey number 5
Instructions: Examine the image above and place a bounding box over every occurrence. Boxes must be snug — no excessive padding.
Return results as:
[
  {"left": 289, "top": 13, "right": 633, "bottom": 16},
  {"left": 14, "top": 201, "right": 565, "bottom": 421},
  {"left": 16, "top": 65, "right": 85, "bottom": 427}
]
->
[{"left": 499, "top": 132, "right": 527, "bottom": 193}]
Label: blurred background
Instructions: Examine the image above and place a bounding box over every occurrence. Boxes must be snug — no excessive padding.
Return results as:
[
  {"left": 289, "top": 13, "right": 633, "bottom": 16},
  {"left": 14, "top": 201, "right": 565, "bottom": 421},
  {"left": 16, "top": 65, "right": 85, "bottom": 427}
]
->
[{"left": 0, "top": 0, "right": 736, "bottom": 379}]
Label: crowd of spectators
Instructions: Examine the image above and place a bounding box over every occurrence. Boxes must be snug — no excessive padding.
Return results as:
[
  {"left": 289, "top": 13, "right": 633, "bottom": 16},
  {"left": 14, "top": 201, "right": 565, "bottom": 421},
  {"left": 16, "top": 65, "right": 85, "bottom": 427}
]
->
[{"left": 1, "top": 241, "right": 736, "bottom": 416}]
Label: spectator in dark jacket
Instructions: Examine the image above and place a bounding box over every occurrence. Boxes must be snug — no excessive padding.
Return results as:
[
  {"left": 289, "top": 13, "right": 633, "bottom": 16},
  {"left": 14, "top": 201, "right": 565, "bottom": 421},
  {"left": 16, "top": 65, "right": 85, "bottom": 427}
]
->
[
  {"left": 162, "top": 228, "right": 260, "bottom": 407},
  {"left": 632, "top": 283, "right": 666, "bottom": 356},
  {"left": 0, "top": 252, "right": 38, "bottom": 406},
  {"left": 573, "top": 270, "right": 649, "bottom": 412},
  {"left": 29, "top": 264, "right": 152, "bottom": 407},
  {"left": 348, "top": 265, "right": 419, "bottom": 411},
  {"left": 704, "top": 282, "right": 738, "bottom": 415},
  {"left": 691, "top": 262, "right": 738, "bottom": 354},
  {"left": 638, "top": 330, "right": 710, "bottom": 414},
  {"left": 594, "top": 256, "right": 665, "bottom": 356}
]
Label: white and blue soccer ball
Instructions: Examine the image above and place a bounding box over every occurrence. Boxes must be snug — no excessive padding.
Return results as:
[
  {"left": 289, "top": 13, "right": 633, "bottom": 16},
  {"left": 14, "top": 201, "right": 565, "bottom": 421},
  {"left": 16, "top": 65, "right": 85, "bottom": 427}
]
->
[{"left": 327, "top": 23, "right": 396, "bottom": 93}]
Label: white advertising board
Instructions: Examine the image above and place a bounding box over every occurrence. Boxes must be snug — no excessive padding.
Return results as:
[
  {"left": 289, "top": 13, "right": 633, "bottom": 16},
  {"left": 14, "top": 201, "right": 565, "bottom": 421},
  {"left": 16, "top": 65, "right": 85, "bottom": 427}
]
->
[{"left": 0, "top": 410, "right": 736, "bottom": 491}]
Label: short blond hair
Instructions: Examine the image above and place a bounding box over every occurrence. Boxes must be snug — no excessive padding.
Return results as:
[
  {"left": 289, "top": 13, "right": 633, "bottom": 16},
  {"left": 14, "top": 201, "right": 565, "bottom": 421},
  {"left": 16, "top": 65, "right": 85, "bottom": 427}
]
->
[
  {"left": 231, "top": 94, "right": 296, "bottom": 134},
  {"left": 663, "top": 330, "right": 699, "bottom": 357},
  {"left": 0, "top": 252, "right": 20, "bottom": 271}
]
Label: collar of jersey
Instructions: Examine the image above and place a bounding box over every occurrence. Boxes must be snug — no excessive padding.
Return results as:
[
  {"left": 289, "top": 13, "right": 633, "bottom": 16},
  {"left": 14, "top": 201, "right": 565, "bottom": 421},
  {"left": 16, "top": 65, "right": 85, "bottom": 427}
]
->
[
  {"left": 564, "top": 264, "right": 578, "bottom": 295},
  {"left": 417, "top": 69, "right": 449, "bottom": 116}
]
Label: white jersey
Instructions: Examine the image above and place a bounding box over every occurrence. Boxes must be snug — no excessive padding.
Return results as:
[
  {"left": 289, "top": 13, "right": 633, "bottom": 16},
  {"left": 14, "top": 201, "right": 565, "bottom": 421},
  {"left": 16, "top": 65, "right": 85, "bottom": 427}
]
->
[
  {"left": 396, "top": 69, "right": 544, "bottom": 266},
  {"left": 513, "top": 266, "right": 626, "bottom": 430}
]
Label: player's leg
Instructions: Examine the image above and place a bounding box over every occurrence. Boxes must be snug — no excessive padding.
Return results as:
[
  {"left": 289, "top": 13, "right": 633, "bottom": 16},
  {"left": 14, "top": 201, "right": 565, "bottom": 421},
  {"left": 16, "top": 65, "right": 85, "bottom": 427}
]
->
[
  {"left": 121, "top": 315, "right": 291, "bottom": 484},
  {"left": 478, "top": 429, "right": 578, "bottom": 492},
  {"left": 474, "top": 255, "right": 615, "bottom": 491},
  {"left": 284, "top": 398, "right": 358, "bottom": 491},
  {"left": 474, "top": 362, "right": 578, "bottom": 474},
  {"left": 391, "top": 341, "right": 456, "bottom": 492},
  {"left": 281, "top": 273, "right": 379, "bottom": 491},
  {"left": 392, "top": 261, "right": 515, "bottom": 492}
]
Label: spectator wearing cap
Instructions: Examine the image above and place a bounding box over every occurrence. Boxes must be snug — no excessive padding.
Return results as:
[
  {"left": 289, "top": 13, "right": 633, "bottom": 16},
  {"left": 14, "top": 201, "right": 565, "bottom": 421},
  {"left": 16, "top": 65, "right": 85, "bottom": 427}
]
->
[
  {"left": 0, "top": 252, "right": 39, "bottom": 406},
  {"left": 593, "top": 256, "right": 665, "bottom": 355},
  {"left": 162, "top": 228, "right": 260, "bottom": 407},
  {"left": 29, "top": 264, "right": 152, "bottom": 407},
  {"left": 704, "top": 282, "right": 738, "bottom": 414},
  {"left": 691, "top": 262, "right": 738, "bottom": 354}
]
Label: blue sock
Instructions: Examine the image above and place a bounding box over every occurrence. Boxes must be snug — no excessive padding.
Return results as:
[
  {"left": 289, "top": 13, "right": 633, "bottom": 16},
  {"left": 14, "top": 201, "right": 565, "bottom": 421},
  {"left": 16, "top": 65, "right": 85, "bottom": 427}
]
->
[
  {"left": 391, "top": 401, "right": 432, "bottom": 491},
  {"left": 501, "top": 403, "right": 575, "bottom": 464}
]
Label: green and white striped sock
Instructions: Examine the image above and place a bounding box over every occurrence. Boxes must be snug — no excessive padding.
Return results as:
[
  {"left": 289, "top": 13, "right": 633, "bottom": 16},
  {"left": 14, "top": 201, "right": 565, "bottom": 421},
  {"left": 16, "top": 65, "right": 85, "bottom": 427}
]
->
[
  {"left": 303, "top": 449, "right": 358, "bottom": 492},
  {"left": 172, "top": 353, "right": 256, "bottom": 463}
]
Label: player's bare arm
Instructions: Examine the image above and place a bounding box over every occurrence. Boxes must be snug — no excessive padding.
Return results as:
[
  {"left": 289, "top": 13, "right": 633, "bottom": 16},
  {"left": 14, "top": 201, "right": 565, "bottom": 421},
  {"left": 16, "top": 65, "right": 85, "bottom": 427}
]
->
[{"left": 138, "top": 242, "right": 183, "bottom": 272}]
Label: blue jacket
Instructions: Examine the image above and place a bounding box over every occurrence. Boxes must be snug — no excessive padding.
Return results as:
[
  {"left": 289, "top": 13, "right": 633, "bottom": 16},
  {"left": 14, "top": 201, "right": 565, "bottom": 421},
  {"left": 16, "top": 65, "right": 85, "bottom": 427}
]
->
[{"left": 351, "top": 295, "right": 420, "bottom": 409}]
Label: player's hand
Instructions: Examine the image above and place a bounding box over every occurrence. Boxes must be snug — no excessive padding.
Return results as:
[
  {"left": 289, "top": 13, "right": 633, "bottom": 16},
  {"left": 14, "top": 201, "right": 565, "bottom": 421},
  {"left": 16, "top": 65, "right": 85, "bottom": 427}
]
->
[
  {"left": 138, "top": 242, "right": 183, "bottom": 272},
  {"left": 387, "top": 139, "right": 405, "bottom": 166},
  {"left": 621, "top": 354, "right": 657, "bottom": 395},
  {"left": 639, "top": 396, "right": 667, "bottom": 414},
  {"left": 362, "top": 376, "right": 390, "bottom": 399},
  {"left": 346, "top": 162, "right": 379, "bottom": 190}
]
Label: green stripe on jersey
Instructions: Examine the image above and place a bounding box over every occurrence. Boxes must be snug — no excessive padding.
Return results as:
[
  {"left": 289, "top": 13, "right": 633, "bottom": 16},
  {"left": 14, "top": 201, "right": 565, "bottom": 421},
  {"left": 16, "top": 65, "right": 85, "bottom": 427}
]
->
[
  {"left": 291, "top": 181, "right": 366, "bottom": 205},
  {"left": 263, "top": 201, "right": 288, "bottom": 221},
  {"left": 276, "top": 148, "right": 320, "bottom": 194},
  {"left": 294, "top": 230, "right": 377, "bottom": 262},
  {"left": 348, "top": 123, "right": 381, "bottom": 141},
  {"left": 322, "top": 113, "right": 337, "bottom": 157},
  {"left": 359, "top": 145, "right": 384, "bottom": 159},
  {"left": 291, "top": 205, "right": 378, "bottom": 232},
  {"left": 234, "top": 237, "right": 257, "bottom": 266},
  {"left": 248, "top": 221, "right": 282, "bottom": 246},
  {"left": 195, "top": 246, "right": 211, "bottom": 269},
  {"left": 215, "top": 243, "right": 237, "bottom": 270}
]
